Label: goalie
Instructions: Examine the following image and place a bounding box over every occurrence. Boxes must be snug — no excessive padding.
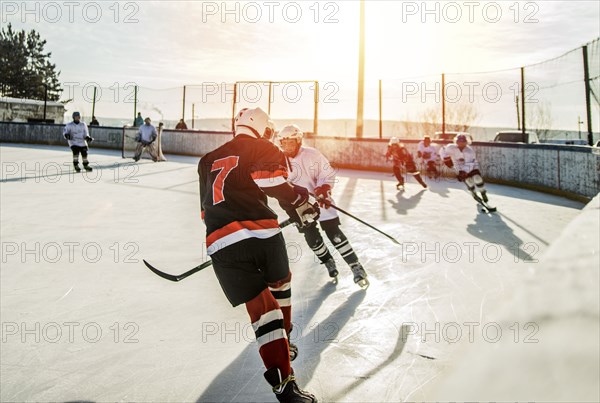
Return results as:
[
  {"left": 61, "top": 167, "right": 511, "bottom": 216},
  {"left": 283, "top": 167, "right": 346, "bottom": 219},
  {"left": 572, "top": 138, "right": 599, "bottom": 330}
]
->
[{"left": 133, "top": 117, "right": 159, "bottom": 162}]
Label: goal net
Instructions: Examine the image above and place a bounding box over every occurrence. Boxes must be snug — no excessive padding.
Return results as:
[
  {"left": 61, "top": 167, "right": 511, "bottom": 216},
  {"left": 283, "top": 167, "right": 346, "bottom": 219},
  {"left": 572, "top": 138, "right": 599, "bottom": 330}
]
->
[{"left": 121, "top": 126, "right": 154, "bottom": 159}]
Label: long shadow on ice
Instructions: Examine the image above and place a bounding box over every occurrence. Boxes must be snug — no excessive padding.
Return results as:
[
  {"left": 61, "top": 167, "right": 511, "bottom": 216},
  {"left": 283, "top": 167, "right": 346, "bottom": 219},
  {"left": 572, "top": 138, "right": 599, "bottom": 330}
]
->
[
  {"left": 326, "top": 323, "right": 410, "bottom": 402},
  {"left": 194, "top": 282, "right": 340, "bottom": 402},
  {"left": 467, "top": 210, "right": 539, "bottom": 262},
  {"left": 388, "top": 188, "right": 427, "bottom": 215}
]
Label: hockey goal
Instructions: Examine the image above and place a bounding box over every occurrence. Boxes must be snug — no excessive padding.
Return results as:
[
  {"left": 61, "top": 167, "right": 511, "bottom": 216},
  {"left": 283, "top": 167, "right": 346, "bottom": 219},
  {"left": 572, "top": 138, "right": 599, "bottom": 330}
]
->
[{"left": 121, "top": 126, "right": 154, "bottom": 159}]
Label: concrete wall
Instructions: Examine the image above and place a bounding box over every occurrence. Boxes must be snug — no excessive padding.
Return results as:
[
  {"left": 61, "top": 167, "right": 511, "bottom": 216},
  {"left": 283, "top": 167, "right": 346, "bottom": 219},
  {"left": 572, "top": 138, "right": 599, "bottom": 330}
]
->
[
  {"left": 302, "top": 137, "right": 600, "bottom": 200},
  {"left": 160, "top": 129, "right": 231, "bottom": 156},
  {"left": 2, "top": 122, "right": 599, "bottom": 200},
  {"left": 0, "top": 122, "right": 123, "bottom": 151}
]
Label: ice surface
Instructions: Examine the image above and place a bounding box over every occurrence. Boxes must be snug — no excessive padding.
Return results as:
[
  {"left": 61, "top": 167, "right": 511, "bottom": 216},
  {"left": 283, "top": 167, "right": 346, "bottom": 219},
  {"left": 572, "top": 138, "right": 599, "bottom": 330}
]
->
[{"left": 0, "top": 144, "right": 589, "bottom": 402}]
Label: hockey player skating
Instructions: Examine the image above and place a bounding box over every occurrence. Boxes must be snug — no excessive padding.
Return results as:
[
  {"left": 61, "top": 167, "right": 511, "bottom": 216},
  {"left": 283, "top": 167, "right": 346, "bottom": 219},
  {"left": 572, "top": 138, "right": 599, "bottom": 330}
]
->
[
  {"left": 417, "top": 135, "right": 439, "bottom": 178},
  {"left": 277, "top": 124, "right": 369, "bottom": 288},
  {"left": 199, "top": 108, "right": 318, "bottom": 403},
  {"left": 133, "top": 117, "right": 159, "bottom": 162},
  {"left": 385, "top": 137, "right": 427, "bottom": 190},
  {"left": 441, "top": 134, "right": 494, "bottom": 210},
  {"left": 63, "top": 111, "right": 94, "bottom": 172}
]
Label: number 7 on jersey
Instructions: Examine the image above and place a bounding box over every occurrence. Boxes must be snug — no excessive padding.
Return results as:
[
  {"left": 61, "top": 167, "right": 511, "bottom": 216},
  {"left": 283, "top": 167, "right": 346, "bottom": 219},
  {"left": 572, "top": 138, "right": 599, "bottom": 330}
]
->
[{"left": 211, "top": 156, "right": 239, "bottom": 205}]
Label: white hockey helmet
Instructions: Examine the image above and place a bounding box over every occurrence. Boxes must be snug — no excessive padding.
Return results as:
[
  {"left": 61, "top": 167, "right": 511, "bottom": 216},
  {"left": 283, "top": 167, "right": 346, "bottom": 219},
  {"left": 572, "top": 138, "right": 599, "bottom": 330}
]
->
[
  {"left": 455, "top": 134, "right": 470, "bottom": 144},
  {"left": 389, "top": 136, "right": 400, "bottom": 145},
  {"left": 234, "top": 107, "right": 272, "bottom": 139},
  {"left": 278, "top": 124, "right": 304, "bottom": 140},
  {"left": 265, "top": 119, "right": 276, "bottom": 140}
]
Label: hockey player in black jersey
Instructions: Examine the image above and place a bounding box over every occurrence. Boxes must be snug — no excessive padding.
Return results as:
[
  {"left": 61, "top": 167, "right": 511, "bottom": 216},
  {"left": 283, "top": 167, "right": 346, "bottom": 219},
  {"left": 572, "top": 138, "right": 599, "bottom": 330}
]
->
[
  {"left": 198, "top": 107, "right": 318, "bottom": 403},
  {"left": 385, "top": 137, "right": 428, "bottom": 190}
]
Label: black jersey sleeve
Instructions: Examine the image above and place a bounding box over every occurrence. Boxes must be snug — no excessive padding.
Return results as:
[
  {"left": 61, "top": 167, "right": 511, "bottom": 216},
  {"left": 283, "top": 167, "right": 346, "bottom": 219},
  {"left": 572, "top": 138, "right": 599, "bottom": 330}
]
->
[{"left": 198, "top": 155, "right": 210, "bottom": 220}]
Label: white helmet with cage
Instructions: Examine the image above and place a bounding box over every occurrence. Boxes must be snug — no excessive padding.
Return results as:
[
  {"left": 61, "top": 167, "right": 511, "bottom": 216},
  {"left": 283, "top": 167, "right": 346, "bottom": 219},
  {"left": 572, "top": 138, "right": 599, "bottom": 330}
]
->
[
  {"left": 234, "top": 107, "right": 272, "bottom": 139},
  {"left": 278, "top": 124, "right": 304, "bottom": 140},
  {"left": 389, "top": 136, "right": 400, "bottom": 145},
  {"left": 278, "top": 124, "right": 304, "bottom": 157},
  {"left": 454, "top": 133, "right": 471, "bottom": 145}
]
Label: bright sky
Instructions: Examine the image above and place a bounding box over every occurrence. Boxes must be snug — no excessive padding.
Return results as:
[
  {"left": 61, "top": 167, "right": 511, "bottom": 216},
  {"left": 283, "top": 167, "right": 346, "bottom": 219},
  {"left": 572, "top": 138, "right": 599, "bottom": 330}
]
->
[{"left": 2, "top": 0, "right": 599, "bottom": 125}]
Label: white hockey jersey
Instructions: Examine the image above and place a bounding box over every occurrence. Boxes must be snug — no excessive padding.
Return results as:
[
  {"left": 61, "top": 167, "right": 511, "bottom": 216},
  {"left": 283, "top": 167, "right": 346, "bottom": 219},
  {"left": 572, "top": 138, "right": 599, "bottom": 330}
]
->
[
  {"left": 63, "top": 121, "right": 90, "bottom": 147},
  {"left": 138, "top": 124, "right": 158, "bottom": 143},
  {"left": 417, "top": 141, "right": 438, "bottom": 162},
  {"left": 441, "top": 144, "right": 479, "bottom": 173},
  {"left": 285, "top": 146, "right": 338, "bottom": 221}
]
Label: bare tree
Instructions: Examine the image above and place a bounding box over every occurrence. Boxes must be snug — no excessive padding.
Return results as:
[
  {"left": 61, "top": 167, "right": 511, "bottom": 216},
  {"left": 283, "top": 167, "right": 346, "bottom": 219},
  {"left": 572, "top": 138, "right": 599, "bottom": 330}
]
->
[
  {"left": 415, "top": 101, "right": 479, "bottom": 136},
  {"left": 528, "top": 101, "right": 553, "bottom": 140},
  {"left": 447, "top": 101, "right": 479, "bottom": 133}
]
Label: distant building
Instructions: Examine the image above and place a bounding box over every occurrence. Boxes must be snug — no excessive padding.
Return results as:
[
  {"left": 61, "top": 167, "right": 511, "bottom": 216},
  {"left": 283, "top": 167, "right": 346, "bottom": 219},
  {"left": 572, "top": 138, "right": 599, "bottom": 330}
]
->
[{"left": 0, "top": 97, "right": 65, "bottom": 123}]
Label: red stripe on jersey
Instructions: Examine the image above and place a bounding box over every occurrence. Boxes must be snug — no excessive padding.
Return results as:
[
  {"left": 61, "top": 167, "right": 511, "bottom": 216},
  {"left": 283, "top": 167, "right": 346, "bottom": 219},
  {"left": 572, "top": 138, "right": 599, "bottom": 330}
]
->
[
  {"left": 250, "top": 169, "right": 288, "bottom": 180},
  {"left": 206, "top": 219, "right": 280, "bottom": 248},
  {"left": 201, "top": 210, "right": 205, "bottom": 220}
]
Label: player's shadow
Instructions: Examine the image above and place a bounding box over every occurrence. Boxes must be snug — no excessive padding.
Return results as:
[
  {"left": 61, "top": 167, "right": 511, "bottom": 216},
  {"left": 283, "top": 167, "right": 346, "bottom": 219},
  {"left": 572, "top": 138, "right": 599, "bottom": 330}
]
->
[
  {"left": 426, "top": 177, "right": 453, "bottom": 198},
  {"left": 388, "top": 188, "right": 426, "bottom": 215},
  {"left": 194, "top": 281, "right": 339, "bottom": 402},
  {"left": 466, "top": 210, "right": 539, "bottom": 262},
  {"left": 326, "top": 323, "right": 410, "bottom": 402},
  {"left": 295, "top": 290, "right": 367, "bottom": 385}
]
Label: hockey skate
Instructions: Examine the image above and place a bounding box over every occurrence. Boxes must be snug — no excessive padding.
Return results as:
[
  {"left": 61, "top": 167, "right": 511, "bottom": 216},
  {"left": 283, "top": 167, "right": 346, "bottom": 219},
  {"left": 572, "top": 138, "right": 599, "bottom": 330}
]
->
[
  {"left": 350, "top": 262, "right": 369, "bottom": 289},
  {"left": 396, "top": 183, "right": 404, "bottom": 191},
  {"left": 323, "top": 258, "right": 339, "bottom": 283},
  {"left": 471, "top": 191, "right": 496, "bottom": 213},
  {"left": 264, "top": 368, "right": 317, "bottom": 403},
  {"left": 83, "top": 165, "right": 93, "bottom": 172},
  {"left": 73, "top": 165, "right": 81, "bottom": 173}
]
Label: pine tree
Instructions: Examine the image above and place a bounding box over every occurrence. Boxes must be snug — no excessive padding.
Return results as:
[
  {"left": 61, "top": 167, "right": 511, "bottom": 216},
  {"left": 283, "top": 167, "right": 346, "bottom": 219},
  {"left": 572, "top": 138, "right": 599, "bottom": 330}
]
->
[{"left": 0, "top": 23, "right": 62, "bottom": 101}]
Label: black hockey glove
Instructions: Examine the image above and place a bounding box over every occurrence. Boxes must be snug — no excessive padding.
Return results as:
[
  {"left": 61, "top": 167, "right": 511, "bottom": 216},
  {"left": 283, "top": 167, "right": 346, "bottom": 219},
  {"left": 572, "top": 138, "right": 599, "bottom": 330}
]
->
[
  {"left": 64, "top": 133, "right": 71, "bottom": 140},
  {"left": 285, "top": 185, "right": 320, "bottom": 228},
  {"left": 85, "top": 136, "right": 94, "bottom": 143},
  {"left": 457, "top": 170, "right": 467, "bottom": 182}
]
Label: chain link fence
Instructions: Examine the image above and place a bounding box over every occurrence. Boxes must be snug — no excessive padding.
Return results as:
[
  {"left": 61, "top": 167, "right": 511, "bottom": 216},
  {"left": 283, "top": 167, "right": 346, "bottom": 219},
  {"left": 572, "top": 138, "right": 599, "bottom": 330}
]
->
[{"left": 53, "top": 37, "right": 599, "bottom": 144}]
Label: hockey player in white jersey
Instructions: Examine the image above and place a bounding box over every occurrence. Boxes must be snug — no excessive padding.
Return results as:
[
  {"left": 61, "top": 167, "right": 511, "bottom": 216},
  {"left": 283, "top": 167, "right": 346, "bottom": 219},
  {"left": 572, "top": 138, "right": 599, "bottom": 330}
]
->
[
  {"left": 277, "top": 124, "right": 368, "bottom": 288},
  {"left": 417, "top": 135, "right": 439, "bottom": 178},
  {"left": 63, "top": 111, "right": 94, "bottom": 172},
  {"left": 441, "top": 134, "right": 490, "bottom": 203}
]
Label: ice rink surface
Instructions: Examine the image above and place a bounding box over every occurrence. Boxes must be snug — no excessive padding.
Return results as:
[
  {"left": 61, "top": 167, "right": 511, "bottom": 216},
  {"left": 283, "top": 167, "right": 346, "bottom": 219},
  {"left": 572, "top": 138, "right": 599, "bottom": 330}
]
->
[{"left": 0, "top": 144, "right": 590, "bottom": 402}]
